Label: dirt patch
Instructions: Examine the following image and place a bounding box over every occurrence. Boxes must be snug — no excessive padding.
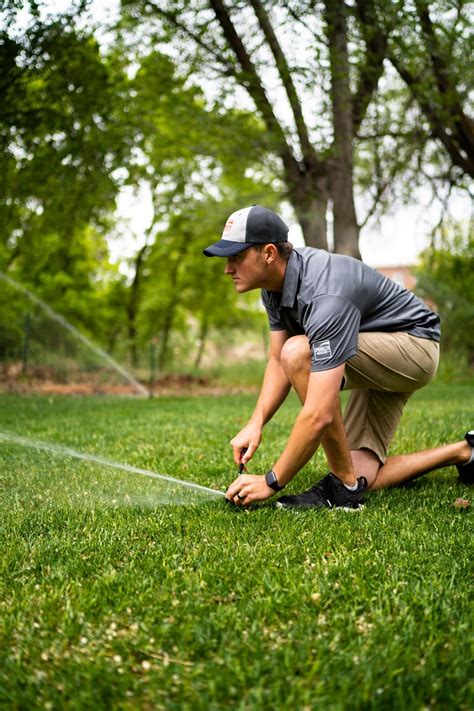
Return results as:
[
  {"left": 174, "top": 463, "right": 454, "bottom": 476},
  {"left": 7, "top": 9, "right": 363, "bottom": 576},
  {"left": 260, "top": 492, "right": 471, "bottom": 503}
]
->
[{"left": 0, "top": 365, "right": 257, "bottom": 397}]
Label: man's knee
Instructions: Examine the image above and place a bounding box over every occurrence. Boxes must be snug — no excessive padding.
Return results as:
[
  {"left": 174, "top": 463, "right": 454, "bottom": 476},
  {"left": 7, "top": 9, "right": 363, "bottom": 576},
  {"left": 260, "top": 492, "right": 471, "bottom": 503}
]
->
[{"left": 280, "top": 336, "right": 311, "bottom": 374}]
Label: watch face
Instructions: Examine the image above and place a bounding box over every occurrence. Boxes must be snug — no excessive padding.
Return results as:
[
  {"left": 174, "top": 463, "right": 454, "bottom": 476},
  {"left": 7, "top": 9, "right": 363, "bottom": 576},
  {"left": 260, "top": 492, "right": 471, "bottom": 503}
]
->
[{"left": 266, "top": 470, "right": 282, "bottom": 491}]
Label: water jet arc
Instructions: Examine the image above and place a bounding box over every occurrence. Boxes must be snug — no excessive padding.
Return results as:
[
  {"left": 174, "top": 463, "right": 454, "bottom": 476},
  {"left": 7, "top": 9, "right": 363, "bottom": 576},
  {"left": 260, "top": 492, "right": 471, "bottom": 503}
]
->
[
  {"left": 0, "top": 429, "right": 224, "bottom": 500},
  {"left": 0, "top": 271, "right": 149, "bottom": 397}
]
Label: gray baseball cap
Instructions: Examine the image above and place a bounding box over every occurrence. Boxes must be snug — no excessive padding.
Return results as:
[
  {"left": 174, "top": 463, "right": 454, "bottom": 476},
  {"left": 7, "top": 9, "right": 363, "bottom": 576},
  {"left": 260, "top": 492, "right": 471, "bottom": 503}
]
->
[{"left": 203, "top": 205, "right": 289, "bottom": 257}]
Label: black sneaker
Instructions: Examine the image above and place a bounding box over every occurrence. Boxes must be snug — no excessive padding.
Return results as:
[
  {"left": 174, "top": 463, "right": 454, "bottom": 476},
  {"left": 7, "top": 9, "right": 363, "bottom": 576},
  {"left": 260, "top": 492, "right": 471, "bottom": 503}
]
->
[
  {"left": 457, "top": 431, "right": 474, "bottom": 485},
  {"left": 276, "top": 473, "right": 367, "bottom": 510}
]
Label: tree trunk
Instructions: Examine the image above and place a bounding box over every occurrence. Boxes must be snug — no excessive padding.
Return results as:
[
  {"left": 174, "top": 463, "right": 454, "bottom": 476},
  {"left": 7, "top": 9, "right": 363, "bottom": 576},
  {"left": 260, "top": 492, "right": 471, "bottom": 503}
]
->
[
  {"left": 194, "top": 316, "right": 209, "bottom": 369},
  {"left": 158, "top": 305, "right": 175, "bottom": 370},
  {"left": 158, "top": 1, "right": 388, "bottom": 256},
  {"left": 288, "top": 175, "right": 329, "bottom": 250},
  {"left": 157, "top": 232, "right": 189, "bottom": 369},
  {"left": 325, "top": 0, "right": 361, "bottom": 259},
  {"left": 209, "top": 0, "right": 330, "bottom": 251},
  {"left": 127, "top": 243, "right": 148, "bottom": 368}
]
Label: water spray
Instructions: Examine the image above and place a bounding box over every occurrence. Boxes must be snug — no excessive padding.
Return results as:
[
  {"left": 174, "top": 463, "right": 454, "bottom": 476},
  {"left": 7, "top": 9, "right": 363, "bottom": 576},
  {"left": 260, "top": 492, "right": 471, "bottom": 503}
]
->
[
  {"left": 0, "top": 271, "right": 149, "bottom": 397},
  {"left": 0, "top": 429, "right": 224, "bottom": 503}
]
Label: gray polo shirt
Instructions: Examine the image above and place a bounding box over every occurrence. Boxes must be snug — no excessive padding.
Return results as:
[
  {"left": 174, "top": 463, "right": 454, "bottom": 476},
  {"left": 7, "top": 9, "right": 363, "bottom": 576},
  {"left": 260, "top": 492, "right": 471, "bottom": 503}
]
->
[{"left": 262, "top": 248, "right": 441, "bottom": 372}]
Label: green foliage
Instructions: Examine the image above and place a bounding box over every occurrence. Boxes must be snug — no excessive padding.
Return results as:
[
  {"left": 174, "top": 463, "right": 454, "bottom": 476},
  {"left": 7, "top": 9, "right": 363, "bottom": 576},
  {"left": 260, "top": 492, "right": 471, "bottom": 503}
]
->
[
  {"left": 127, "top": 49, "right": 272, "bottom": 196},
  {"left": 356, "top": 0, "right": 473, "bottom": 216},
  {"left": 0, "top": 19, "right": 128, "bottom": 265},
  {"left": 0, "top": 12, "right": 276, "bottom": 372},
  {"left": 416, "top": 224, "right": 474, "bottom": 363},
  {"left": 0, "top": 384, "right": 473, "bottom": 708},
  {"left": 0, "top": 11, "right": 131, "bottom": 357},
  {"left": 117, "top": 47, "right": 281, "bottom": 368},
  {"left": 136, "top": 201, "right": 269, "bottom": 368}
]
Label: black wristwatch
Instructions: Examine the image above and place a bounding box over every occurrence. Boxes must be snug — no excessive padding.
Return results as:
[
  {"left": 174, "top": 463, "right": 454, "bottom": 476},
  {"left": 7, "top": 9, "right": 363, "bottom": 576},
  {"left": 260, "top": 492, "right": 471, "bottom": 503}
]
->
[{"left": 265, "top": 469, "right": 285, "bottom": 492}]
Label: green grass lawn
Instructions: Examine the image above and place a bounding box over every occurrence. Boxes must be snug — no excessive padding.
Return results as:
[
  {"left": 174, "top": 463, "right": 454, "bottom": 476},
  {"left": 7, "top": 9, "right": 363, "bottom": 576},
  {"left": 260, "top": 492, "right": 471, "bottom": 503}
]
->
[{"left": 0, "top": 383, "right": 473, "bottom": 710}]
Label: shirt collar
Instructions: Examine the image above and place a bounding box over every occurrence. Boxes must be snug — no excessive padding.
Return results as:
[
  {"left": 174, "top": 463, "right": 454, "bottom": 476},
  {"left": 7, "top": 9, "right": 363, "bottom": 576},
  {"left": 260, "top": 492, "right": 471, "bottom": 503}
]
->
[
  {"left": 280, "top": 249, "right": 302, "bottom": 307},
  {"left": 263, "top": 250, "right": 302, "bottom": 309}
]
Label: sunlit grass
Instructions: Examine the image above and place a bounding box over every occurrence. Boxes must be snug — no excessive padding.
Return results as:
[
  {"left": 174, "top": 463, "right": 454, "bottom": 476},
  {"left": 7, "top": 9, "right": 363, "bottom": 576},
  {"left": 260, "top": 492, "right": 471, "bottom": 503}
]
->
[{"left": 0, "top": 383, "right": 472, "bottom": 709}]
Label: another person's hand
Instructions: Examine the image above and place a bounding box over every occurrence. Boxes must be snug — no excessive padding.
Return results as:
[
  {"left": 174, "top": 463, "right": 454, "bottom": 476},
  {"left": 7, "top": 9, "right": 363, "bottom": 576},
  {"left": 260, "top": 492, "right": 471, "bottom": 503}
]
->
[
  {"left": 226, "top": 473, "right": 274, "bottom": 506},
  {"left": 230, "top": 423, "right": 262, "bottom": 467}
]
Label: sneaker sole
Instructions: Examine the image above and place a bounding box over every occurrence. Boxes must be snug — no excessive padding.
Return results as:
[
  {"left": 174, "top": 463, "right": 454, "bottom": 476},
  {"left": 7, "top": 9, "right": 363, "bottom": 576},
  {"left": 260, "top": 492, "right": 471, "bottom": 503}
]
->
[
  {"left": 276, "top": 501, "right": 329, "bottom": 510},
  {"left": 276, "top": 501, "right": 364, "bottom": 512}
]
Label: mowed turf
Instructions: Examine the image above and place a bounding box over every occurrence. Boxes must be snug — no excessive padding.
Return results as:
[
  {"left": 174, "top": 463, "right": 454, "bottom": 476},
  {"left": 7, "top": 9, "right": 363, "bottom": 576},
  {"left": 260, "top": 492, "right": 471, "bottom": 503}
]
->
[{"left": 0, "top": 383, "right": 472, "bottom": 710}]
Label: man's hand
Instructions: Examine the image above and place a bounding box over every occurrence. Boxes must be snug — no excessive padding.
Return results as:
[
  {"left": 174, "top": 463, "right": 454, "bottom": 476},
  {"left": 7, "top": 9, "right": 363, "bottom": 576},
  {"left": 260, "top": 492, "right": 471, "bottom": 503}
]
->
[
  {"left": 226, "top": 474, "right": 274, "bottom": 507},
  {"left": 230, "top": 423, "right": 262, "bottom": 467}
]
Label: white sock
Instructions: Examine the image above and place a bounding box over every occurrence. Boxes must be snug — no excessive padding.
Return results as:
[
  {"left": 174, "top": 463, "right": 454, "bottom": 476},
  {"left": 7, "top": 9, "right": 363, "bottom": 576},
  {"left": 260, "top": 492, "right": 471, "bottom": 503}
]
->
[
  {"left": 462, "top": 446, "right": 474, "bottom": 466},
  {"left": 344, "top": 481, "right": 359, "bottom": 491}
]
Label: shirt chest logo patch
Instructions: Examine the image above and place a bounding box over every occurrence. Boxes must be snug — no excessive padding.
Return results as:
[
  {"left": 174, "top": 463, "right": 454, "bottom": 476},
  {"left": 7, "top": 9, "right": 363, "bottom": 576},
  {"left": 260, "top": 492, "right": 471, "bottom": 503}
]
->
[{"left": 313, "top": 340, "right": 332, "bottom": 359}]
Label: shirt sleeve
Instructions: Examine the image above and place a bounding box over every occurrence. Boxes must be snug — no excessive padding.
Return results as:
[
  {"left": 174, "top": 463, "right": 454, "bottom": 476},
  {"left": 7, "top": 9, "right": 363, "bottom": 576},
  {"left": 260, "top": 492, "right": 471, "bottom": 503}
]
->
[{"left": 300, "top": 295, "right": 361, "bottom": 371}]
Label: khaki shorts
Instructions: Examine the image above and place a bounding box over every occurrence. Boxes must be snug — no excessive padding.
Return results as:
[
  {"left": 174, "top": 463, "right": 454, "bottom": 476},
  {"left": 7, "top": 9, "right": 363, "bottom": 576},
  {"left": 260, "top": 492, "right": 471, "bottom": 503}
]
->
[{"left": 342, "top": 332, "right": 439, "bottom": 463}]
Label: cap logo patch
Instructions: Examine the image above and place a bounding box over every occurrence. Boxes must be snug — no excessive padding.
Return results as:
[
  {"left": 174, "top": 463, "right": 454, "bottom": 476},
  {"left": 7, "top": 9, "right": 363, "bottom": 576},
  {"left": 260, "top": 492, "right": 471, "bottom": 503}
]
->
[
  {"left": 313, "top": 340, "right": 332, "bottom": 359},
  {"left": 222, "top": 219, "right": 234, "bottom": 237}
]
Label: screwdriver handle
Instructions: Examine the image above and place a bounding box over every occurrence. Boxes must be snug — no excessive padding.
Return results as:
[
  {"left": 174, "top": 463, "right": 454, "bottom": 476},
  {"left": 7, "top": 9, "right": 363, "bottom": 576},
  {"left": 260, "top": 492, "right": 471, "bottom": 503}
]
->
[{"left": 238, "top": 447, "right": 248, "bottom": 474}]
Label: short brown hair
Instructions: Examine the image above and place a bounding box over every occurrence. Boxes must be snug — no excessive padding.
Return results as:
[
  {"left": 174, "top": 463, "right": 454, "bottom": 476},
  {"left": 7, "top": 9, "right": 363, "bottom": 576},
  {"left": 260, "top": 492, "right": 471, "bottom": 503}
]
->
[
  {"left": 254, "top": 242, "right": 293, "bottom": 260},
  {"left": 276, "top": 241, "right": 294, "bottom": 260}
]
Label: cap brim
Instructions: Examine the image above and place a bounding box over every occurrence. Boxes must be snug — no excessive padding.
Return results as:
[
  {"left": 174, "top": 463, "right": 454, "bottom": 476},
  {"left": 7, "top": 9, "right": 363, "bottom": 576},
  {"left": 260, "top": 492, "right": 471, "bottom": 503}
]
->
[{"left": 202, "top": 240, "right": 253, "bottom": 257}]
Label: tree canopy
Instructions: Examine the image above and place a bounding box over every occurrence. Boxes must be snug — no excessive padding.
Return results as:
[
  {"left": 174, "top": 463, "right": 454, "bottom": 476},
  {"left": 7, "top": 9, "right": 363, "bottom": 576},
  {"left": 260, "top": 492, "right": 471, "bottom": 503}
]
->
[
  {"left": 122, "top": 0, "right": 473, "bottom": 256},
  {"left": 1, "top": 1, "right": 472, "bottom": 376}
]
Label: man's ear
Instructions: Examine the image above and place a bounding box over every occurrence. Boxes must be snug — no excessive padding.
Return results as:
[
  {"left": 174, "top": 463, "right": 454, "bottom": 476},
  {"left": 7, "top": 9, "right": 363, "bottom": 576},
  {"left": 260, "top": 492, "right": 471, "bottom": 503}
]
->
[{"left": 262, "top": 243, "right": 278, "bottom": 264}]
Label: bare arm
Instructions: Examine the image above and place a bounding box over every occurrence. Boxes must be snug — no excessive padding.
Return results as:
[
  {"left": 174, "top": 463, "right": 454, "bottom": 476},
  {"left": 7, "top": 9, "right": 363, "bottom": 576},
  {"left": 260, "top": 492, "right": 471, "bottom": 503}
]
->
[
  {"left": 272, "top": 365, "right": 345, "bottom": 486},
  {"left": 226, "top": 364, "right": 346, "bottom": 504},
  {"left": 250, "top": 329, "right": 292, "bottom": 426},
  {"left": 230, "top": 330, "right": 290, "bottom": 466}
]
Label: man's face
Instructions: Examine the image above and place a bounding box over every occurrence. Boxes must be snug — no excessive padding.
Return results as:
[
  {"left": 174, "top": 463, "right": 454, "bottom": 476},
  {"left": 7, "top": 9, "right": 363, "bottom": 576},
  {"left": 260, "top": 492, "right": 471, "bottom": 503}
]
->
[{"left": 224, "top": 247, "right": 267, "bottom": 293}]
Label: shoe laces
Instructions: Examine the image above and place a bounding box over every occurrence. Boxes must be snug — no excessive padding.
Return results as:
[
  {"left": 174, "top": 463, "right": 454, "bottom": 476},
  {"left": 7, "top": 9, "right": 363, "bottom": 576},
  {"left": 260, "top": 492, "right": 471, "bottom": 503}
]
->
[{"left": 310, "top": 474, "right": 334, "bottom": 498}]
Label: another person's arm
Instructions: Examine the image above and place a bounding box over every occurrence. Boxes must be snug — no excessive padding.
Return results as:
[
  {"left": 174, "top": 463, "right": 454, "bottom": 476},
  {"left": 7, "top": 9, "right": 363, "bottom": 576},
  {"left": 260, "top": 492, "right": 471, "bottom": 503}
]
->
[{"left": 230, "top": 330, "right": 290, "bottom": 467}]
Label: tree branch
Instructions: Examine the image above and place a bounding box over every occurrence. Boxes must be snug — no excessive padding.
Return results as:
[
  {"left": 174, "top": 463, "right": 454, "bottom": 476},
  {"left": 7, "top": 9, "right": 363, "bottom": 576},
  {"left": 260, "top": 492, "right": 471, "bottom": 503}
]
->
[
  {"left": 207, "top": 0, "right": 303, "bottom": 182},
  {"left": 324, "top": 0, "right": 360, "bottom": 256},
  {"left": 414, "top": 0, "right": 455, "bottom": 98},
  {"left": 357, "top": 130, "right": 425, "bottom": 141},
  {"left": 144, "top": 4, "right": 236, "bottom": 78},
  {"left": 285, "top": 4, "right": 322, "bottom": 45},
  {"left": 352, "top": 0, "right": 389, "bottom": 136},
  {"left": 358, "top": 179, "right": 389, "bottom": 229},
  {"left": 324, "top": 0, "right": 354, "bottom": 162},
  {"left": 389, "top": 52, "right": 474, "bottom": 178},
  {"left": 248, "top": 0, "right": 316, "bottom": 160},
  {"left": 414, "top": 0, "right": 474, "bottom": 161}
]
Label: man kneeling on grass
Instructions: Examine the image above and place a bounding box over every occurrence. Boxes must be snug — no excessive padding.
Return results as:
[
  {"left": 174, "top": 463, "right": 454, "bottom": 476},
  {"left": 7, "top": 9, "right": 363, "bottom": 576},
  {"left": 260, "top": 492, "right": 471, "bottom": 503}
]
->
[{"left": 203, "top": 205, "right": 474, "bottom": 509}]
